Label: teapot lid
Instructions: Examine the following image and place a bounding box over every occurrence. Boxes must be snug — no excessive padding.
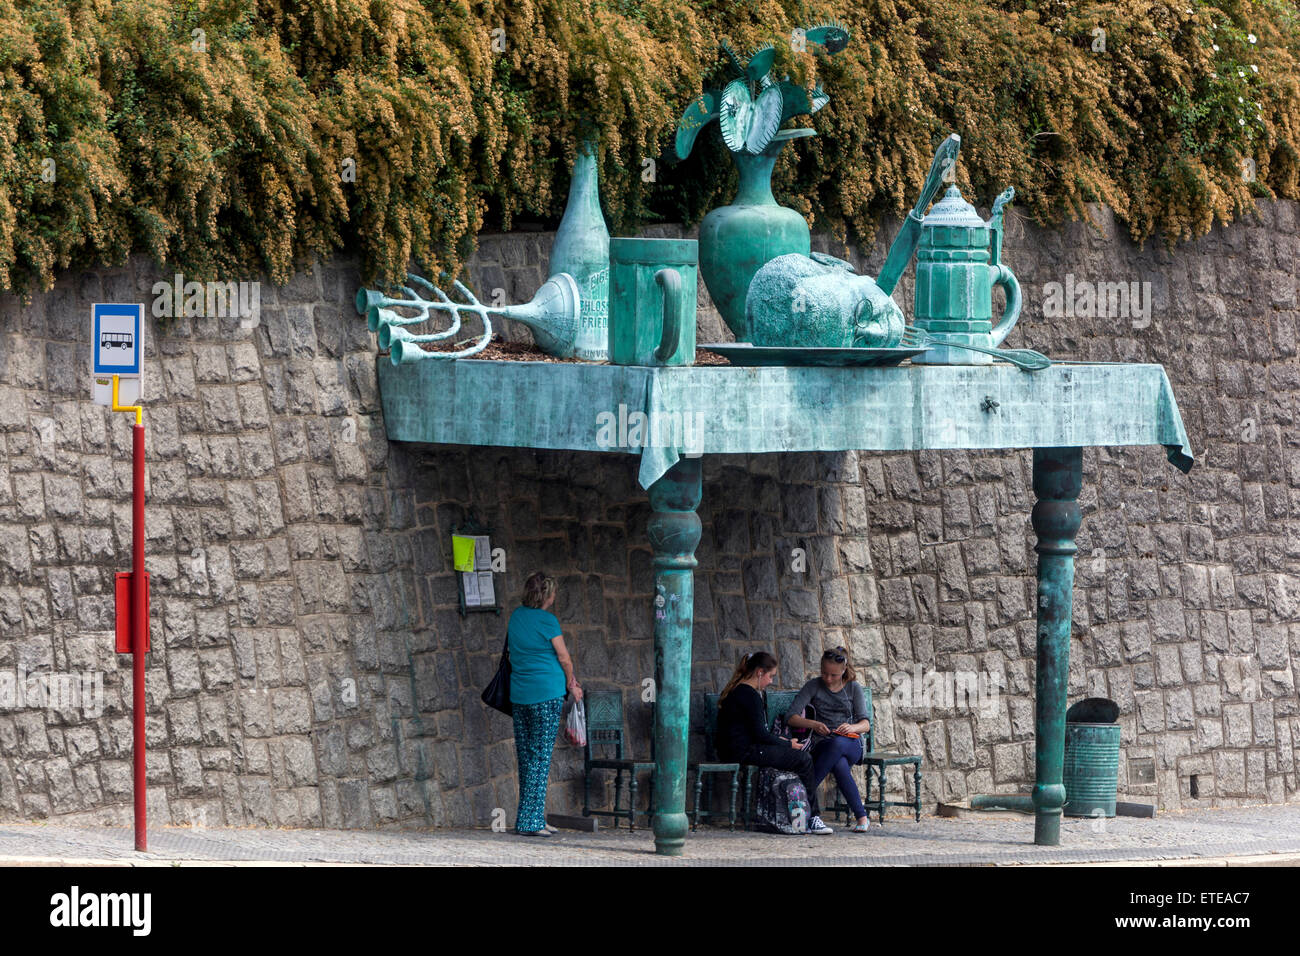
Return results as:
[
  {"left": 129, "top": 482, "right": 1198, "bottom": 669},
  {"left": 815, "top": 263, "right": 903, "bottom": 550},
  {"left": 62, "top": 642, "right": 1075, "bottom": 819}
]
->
[{"left": 922, "top": 185, "right": 984, "bottom": 228}]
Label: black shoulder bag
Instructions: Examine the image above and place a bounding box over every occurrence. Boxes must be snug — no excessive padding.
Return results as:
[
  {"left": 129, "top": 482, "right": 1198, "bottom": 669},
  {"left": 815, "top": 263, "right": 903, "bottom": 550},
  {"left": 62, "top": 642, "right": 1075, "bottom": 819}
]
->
[{"left": 481, "top": 633, "right": 512, "bottom": 716}]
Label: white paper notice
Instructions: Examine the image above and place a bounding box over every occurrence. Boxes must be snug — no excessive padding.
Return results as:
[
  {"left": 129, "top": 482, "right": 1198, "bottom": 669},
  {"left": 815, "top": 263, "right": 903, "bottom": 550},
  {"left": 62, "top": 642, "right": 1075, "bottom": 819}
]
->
[
  {"left": 462, "top": 571, "right": 481, "bottom": 606},
  {"left": 474, "top": 536, "right": 492, "bottom": 570},
  {"left": 477, "top": 571, "right": 495, "bottom": 606}
]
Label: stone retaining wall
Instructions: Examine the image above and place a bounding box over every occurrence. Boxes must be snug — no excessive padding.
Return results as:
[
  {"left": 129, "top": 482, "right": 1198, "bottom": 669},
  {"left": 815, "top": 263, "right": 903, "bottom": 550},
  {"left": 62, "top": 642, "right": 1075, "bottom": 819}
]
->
[{"left": 0, "top": 200, "right": 1296, "bottom": 828}]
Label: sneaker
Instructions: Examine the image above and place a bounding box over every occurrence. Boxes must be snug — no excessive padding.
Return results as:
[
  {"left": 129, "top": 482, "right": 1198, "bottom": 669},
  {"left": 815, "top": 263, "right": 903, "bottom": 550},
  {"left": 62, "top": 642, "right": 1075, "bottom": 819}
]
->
[{"left": 808, "top": 815, "right": 834, "bottom": 835}]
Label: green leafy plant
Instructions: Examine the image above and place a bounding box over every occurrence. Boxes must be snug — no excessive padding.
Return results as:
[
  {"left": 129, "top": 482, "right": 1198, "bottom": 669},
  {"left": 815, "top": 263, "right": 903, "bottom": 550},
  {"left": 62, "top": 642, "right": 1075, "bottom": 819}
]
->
[{"left": 3, "top": 1, "right": 1300, "bottom": 297}]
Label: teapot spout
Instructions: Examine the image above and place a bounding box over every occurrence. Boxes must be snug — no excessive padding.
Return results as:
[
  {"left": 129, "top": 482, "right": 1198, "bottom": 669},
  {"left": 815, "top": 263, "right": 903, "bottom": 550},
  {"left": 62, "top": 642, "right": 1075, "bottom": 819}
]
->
[{"left": 988, "top": 187, "right": 1015, "bottom": 266}]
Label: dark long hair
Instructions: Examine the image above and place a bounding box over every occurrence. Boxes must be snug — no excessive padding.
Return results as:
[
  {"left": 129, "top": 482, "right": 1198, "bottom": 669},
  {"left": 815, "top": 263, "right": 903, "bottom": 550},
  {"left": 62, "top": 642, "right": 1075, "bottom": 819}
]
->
[{"left": 720, "top": 651, "right": 778, "bottom": 700}]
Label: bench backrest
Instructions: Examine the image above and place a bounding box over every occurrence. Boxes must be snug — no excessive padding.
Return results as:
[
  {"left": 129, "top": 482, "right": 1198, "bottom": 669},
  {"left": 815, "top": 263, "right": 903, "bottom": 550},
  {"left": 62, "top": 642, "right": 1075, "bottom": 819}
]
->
[
  {"left": 585, "top": 689, "right": 654, "bottom": 761},
  {"left": 702, "top": 692, "right": 724, "bottom": 761},
  {"left": 585, "top": 689, "right": 627, "bottom": 760},
  {"left": 861, "top": 685, "right": 875, "bottom": 753},
  {"left": 765, "top": 689, "right": 798, "bottom": 731}
]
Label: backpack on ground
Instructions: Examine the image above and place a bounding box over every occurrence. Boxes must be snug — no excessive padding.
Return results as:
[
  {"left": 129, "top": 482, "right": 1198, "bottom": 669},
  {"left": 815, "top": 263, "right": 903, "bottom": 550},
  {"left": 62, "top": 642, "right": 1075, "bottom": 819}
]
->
[{"left": 752, "top": 766, "right": 811, "bottom": 834}]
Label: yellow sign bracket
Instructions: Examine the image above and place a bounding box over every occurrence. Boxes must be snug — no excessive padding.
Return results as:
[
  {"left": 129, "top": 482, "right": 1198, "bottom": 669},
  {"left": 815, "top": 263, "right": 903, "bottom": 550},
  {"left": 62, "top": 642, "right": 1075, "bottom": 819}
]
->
[{"left": 111, "top": 374, "right": 143, "bottom": 425}]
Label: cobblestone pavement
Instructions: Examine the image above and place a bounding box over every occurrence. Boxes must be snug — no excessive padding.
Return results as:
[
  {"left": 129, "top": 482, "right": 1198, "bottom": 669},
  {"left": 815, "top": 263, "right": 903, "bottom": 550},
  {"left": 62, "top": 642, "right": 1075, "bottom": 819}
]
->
[{"left": 2, "top": 805, "right": 1300, "bottom": 866}]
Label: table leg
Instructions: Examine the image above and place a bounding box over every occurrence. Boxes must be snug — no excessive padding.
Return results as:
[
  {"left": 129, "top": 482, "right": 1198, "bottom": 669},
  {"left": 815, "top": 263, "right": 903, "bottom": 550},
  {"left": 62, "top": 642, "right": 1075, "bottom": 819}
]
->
[
  {"left": 1031, "top": 446, "right": 1083, "bottom": 846},
  {"left": 648, "top": 457, "right": 702, "bottom": 856}
]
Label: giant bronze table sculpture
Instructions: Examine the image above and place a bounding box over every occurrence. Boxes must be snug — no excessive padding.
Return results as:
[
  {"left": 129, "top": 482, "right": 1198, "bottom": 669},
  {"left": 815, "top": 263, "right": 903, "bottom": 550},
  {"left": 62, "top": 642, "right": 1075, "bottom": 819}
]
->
[
  {"left": 378, "top": 358, "right": 1194, "bottom": 854},
  {"left": 360, "top": 24, "right": 1194, "bottom": 855}
]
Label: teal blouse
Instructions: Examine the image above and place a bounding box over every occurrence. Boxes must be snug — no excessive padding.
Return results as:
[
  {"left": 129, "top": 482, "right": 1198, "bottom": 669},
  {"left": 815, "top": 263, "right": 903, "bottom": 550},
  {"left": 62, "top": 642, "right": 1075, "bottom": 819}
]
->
[{"left": 507, "top": 606, "right": 566, "bottom": 705}]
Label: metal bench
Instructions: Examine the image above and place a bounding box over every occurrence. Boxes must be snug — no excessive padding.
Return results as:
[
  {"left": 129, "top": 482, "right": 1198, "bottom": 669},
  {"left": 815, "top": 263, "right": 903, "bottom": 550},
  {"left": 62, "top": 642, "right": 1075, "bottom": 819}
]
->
[{"left": 702, "top": 686, "right": 923, "bottom": 828}]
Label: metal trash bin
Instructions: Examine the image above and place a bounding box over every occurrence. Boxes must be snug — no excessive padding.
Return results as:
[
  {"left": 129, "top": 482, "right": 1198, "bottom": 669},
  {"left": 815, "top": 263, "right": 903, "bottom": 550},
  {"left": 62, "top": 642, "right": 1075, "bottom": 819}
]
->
[{"left": 1063, "top": 721, "right": 1121, "bottom": 817}]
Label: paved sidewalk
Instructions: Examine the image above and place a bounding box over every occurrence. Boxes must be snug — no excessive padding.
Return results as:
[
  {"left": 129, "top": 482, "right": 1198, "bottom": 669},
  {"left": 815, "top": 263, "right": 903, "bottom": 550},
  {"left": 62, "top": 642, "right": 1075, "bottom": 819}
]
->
[{"left": 2, "top": 804, "right": 1299, "bottom": 866}]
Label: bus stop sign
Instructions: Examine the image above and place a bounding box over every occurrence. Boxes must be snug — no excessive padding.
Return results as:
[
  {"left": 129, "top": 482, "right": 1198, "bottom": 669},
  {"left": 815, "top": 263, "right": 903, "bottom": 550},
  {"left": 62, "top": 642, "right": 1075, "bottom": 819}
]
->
[{"left": 92, "top": 303, "right": 143, "bottom": 405}]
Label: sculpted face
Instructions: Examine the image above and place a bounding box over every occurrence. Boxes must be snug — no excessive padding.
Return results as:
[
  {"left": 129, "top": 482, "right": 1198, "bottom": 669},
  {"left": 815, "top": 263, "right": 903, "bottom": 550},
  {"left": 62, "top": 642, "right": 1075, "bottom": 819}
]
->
[
  {"left": 852, "top": 284, "right": 905, "bottom": 347},
  {"left": 745, "top": 253, "right": 905, "bottom": 348}
]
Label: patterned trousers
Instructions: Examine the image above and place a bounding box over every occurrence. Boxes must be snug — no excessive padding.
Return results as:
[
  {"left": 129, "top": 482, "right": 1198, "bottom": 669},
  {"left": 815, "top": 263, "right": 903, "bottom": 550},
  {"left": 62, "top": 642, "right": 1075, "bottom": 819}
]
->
[{"left": 512, "top": 697, "right": 564, "bottom": 833}]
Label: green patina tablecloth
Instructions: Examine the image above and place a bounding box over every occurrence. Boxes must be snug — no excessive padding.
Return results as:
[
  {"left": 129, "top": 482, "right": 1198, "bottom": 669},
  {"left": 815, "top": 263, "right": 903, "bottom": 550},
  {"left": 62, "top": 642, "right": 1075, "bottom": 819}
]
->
[{"left": 378, "top": 359, "right": 1195, "bottom": 486}]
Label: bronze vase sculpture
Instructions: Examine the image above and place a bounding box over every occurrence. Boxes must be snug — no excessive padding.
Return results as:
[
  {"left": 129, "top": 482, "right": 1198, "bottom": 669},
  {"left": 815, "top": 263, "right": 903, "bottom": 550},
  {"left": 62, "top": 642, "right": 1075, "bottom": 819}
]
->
[{"left": 698, "top": 142, "right": 811, "bottom": 342}]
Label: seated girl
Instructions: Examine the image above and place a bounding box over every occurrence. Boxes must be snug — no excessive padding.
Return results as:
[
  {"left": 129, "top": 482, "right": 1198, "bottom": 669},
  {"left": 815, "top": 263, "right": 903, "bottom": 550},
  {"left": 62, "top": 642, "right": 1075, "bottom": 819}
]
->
[
  {"left": 715, "top": 651, "right": 833, "bottom": 835},
  {"left": 785, "top": 647, "right": 872, "bottom": 832}
]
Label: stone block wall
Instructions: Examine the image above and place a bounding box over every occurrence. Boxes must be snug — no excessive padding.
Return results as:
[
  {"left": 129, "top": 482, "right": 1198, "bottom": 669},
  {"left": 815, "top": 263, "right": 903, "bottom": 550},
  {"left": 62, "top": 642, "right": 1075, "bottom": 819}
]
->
[{"left": 0, "top": 199, "right": 1296, "bottom": 828}]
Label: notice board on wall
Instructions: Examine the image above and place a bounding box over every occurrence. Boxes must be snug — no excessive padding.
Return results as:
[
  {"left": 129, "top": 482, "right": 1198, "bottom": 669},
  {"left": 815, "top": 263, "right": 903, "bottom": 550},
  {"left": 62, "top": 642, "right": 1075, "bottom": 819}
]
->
[{"left": 452, "top": 524, "right": 500, "bottom": 617}]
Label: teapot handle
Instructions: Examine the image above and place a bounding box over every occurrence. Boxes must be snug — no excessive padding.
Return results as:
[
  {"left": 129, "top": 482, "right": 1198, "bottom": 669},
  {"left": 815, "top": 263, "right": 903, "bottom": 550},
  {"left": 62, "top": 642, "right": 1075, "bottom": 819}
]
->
[
  {"left": 654, "top": 268, "right": 683, "bottom": 363},
  {"left": 989, "top": 264, "right": 1021, "bottom": 347}
]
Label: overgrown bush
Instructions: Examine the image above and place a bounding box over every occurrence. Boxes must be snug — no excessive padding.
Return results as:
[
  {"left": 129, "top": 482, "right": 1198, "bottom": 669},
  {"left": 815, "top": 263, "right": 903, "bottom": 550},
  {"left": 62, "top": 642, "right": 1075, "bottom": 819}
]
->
[{"left": 0, "top": 0, "right": 1297, "bottom": 295}]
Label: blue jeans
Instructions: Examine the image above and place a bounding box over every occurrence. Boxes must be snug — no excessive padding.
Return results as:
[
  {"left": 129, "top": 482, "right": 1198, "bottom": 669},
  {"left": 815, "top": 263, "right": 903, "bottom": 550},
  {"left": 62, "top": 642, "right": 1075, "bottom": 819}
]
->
[
  {"left": 512, "top": 697, "right": 564, "bottom": 832},
  {"left": 810, "top": 734, "right": 868, "bottom": 820}
]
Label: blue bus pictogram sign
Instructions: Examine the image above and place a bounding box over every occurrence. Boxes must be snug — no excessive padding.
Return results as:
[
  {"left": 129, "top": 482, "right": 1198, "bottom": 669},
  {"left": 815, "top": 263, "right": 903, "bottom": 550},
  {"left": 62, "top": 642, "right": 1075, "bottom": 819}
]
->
[{"left": 92, "top": 303, "right": 143, "bottom": 375}]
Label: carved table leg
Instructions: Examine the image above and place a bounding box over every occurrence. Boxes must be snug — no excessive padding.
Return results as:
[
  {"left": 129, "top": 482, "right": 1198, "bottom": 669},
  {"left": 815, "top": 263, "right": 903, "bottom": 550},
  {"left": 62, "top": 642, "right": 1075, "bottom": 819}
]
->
[
  {"left": 648, "top": 458, "right": 703, "bottom": 856},
  {"left": 1031, "top": 447, "right": 1083, "bottom": 846}
]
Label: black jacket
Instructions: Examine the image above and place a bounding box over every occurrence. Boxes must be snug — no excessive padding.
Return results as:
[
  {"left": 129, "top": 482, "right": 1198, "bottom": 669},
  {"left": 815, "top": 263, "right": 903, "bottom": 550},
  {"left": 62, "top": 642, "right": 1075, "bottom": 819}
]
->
[{"left": 716, "top": 684, "right": 785, "bottom": 760}]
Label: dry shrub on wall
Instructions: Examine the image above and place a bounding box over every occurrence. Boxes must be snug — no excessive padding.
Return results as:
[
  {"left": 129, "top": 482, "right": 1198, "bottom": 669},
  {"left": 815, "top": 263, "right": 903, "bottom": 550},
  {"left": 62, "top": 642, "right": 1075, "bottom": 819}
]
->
[
  {"left": 0, "top": 0, "right": 1299, "bottom": 297},
  {"left": 0, "top": 0, "right": 129, "bottom": 291},
  {"left": 199, "top": 0, "right": 715, "bottom": 287},
  {"left": 712, "top": 0, "right": 1300, "bottom": 249},
  {"left": 1018, "top": 0, "right": 1300, "bottom": 241},
  {"left": 0, "top": 0, "right": 332, "bottom": 292}
]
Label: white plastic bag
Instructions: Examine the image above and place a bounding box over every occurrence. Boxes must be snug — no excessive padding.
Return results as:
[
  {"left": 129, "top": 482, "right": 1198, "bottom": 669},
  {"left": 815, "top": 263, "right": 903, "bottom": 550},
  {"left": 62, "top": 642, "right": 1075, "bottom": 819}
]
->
[{"left": 563, "top": 696, "right": 587, "bottom": 747}]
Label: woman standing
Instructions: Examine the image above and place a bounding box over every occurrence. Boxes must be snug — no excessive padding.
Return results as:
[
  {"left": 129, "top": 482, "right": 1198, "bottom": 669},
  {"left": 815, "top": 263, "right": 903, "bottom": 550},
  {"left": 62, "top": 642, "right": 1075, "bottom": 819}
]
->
[
  {"left": 508, "top": 572, "right": 582, "bottom": 837},
  {"left": 715, "top": 651, "right": 833, "bottom": 835},
  {"left": 785, "top": 646, "right": 872, "bottom": 832}
]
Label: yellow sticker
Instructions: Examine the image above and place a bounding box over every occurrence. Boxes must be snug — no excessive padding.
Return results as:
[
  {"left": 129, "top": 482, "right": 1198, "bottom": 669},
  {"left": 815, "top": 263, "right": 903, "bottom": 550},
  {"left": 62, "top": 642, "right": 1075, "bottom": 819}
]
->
[{"left": 451, "top": 535, "right": 476, "bottom": 572}]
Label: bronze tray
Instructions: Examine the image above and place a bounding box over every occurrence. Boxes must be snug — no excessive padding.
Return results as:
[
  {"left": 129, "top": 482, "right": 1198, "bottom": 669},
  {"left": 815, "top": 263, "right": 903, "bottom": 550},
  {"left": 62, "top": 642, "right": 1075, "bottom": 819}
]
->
[{"left": 703, "top": 343, "right": 926, "bottom": 367}]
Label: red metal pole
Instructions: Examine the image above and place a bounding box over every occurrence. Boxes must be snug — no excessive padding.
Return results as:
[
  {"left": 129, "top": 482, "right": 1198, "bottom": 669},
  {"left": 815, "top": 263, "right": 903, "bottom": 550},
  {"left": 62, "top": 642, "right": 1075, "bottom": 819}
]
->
[{"left": 132, "top": 422, "right": 146, "bottom": 852}]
